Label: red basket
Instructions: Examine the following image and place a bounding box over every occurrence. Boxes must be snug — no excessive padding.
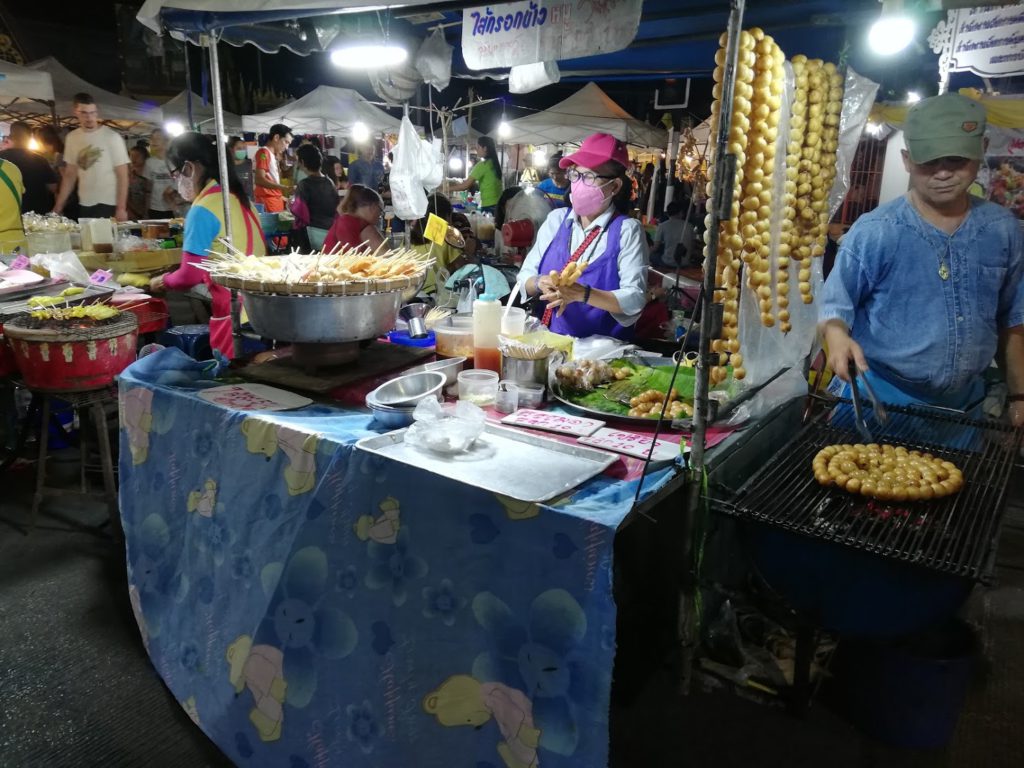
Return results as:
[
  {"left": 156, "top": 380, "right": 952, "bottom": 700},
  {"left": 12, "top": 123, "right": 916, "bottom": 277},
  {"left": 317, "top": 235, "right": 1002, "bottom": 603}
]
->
[{"left": 124, "top": 298, "right": 170, "bottom": 335}]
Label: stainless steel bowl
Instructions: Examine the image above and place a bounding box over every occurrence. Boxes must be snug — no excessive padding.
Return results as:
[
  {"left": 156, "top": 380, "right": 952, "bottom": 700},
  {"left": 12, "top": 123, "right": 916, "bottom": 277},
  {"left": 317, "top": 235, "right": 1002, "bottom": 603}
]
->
[
  {"left": 404, "top": 356, "right": 467, "bottom": 387},
  {"left": 369, "top": 371, "right": 446, "bottom": 407},
  {"left": 242, "top": 290, "right": 403, "bottom": 343},
  {"left": 366, "top": 400, "right": 416, "bottom": 428}
]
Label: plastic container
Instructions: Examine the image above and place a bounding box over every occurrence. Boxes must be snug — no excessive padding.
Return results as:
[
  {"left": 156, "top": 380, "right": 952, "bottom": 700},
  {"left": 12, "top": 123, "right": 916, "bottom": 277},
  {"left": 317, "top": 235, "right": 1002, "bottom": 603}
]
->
[
  {"left": 500, "top": 307, "right": 527, "bottom": 337},
  {"left": 516, "top": 382, "right": 545, "bottom": 408},
  {"left": 495, "top": 381, "right": 519, "bottom": 414},
  {"left": 835, "top": 620, "right": 976, "bottom": 749},
  {"left": 434, "top": 315, "right": 475, "bottom": 360},
  {"left": 473, "top": 294, "right": 502, "bottom": 374},
  {"left": 458, "top": 369, "right": 499, "bottom": 406}
]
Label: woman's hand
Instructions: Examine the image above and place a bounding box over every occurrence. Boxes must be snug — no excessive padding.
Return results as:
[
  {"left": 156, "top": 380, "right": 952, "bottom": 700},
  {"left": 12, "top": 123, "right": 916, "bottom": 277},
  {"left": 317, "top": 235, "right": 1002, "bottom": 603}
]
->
[
  {"left": 149, "top": 274, "right": 166, "bottom": 294},
  {"left": 538, "top": 277, "right": 587, "bottom": 314}
]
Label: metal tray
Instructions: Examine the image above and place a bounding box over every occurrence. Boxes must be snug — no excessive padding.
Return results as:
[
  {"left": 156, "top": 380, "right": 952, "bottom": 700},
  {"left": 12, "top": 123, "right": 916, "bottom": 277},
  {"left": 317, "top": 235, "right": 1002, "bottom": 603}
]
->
[
  {"left": 0, "top": 282, "right": 115, "bottom": 322},
  {"left": 355, "top": 422, "right": 617, "bottom": 502}
]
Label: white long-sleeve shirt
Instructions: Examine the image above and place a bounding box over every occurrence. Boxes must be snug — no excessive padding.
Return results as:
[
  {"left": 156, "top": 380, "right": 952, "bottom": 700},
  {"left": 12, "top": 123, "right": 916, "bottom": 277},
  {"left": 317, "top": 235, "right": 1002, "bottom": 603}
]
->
[{"left": 516, "top": 206, "right": 649, "bottom": 326}]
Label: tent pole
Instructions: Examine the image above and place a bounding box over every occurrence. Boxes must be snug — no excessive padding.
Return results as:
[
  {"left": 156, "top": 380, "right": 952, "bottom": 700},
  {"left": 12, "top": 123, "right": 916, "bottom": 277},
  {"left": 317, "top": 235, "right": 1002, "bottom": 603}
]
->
[
  {"left": 664, "top": 126, "right": 677, "bottom": 210},
  {"left": 206, "top": 32, "right": 242, "bottom": 359},
  {"left": 184, "top": 40, "right": 194, "bottom": 130}
]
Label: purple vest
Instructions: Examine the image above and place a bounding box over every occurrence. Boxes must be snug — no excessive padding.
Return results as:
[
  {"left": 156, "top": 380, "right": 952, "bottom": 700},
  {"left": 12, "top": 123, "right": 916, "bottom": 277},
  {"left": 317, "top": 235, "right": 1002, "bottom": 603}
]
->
[{"left": 536, "top": 210, "right": 633, "bottom": 340}]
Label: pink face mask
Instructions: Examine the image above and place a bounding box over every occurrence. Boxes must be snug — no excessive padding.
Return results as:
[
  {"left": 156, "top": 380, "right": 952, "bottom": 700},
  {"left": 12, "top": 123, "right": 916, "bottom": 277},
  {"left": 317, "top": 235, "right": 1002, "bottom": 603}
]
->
[{"left": 570, "top": 177, "right": 614, "bottom": 217}]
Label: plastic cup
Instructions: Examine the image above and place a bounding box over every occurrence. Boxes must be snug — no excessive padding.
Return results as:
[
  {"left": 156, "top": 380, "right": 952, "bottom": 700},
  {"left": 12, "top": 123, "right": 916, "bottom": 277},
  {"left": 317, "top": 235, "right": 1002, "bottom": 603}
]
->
[
  {"left": 495, "top": 381, "right": 519, "bottom": 414},
  {"left": 457, "top": 369, "right": 499, "bottom": 406},
  {"left": 516, "top": 382, "right": 544, "bottom": 408},
  {"left": 500, "top": 307, "right": 527, "bottom": 337}
]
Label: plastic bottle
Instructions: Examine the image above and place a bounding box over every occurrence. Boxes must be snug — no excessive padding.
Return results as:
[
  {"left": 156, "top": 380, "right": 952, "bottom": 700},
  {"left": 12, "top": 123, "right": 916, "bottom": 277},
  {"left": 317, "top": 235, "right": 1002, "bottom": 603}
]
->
[{"left": 473, "top": 293, "right": 502, "bottom": 373}]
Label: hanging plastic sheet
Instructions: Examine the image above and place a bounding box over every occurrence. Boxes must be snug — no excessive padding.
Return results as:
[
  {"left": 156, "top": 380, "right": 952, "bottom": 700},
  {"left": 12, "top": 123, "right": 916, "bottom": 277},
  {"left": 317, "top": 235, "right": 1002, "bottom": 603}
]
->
[{"left": 415, "top": 28, "right": 453, "bottom": 92}]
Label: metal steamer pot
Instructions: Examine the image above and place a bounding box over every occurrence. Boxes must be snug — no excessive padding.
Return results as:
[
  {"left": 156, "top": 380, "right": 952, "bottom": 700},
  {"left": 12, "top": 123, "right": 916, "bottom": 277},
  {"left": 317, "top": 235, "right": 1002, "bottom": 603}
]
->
[{"left": 242, "top": 290, "right": 405, "bottom": 344}]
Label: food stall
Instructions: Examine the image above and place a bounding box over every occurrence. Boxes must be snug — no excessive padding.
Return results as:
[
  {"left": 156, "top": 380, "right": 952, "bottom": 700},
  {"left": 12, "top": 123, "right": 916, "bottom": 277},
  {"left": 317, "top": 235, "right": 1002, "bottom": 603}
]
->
[{"left": 113, "top": 0, "right": 1024, "bottom": 765}]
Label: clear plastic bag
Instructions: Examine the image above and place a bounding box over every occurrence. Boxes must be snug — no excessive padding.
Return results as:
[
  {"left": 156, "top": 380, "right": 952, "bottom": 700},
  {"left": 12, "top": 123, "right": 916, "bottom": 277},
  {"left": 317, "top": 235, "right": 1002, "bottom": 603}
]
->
[
  {"left": 404, "top": 398, "right": 487, "bottom": 454},
  {"left": 390, "top": 116, "right": 430, "bottom": 220}
]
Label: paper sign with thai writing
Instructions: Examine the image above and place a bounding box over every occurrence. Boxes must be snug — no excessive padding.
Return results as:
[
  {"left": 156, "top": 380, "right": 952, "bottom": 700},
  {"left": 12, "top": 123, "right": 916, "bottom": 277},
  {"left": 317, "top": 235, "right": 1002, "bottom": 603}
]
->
[
  {"left": 577, "top": 427, "right": 679, "bottom": 462},
  {"left": 198, "top": 384, "right": 313, "bottom": 412},
  {"left": 931, "top": 6, "right": 1024, "bottom": 78},
  {"left": 90, "top": 269, "right": 113, "bottom": 285},
  {"left": 501, "top": 408, "right": 604, "bottom": 436},
  {"left": 462, "top": 0, "right": 642, "bottom": 71},
  {"left": 423, "top": 213, "right": 449, "bottom": 245},
  {"left": 9, "top": 254, "right": 30, "bottom": 271}
]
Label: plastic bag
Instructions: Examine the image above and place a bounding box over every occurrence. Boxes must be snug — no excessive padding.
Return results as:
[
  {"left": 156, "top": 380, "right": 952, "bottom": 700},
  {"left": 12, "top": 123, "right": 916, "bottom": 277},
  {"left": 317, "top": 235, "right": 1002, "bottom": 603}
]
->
[
  {"left": 404, "top": 398, "right": 486, "bottom": 454},
  {"left": 390, "top": 116, "right": 429, "bottom": 220},
  {"left": 29, "top": 250, "right": 91, "bottom": 285},
  {"left": 509, "top": 61, "right": 561, "bottom": 94},
  {"left": 415, "top": 29, "right": 452, "bottom": 92}
]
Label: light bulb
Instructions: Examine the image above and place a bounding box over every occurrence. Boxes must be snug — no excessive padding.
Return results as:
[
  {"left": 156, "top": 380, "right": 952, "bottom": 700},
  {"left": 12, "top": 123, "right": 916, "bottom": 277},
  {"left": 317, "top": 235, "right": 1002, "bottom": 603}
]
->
[
  {"left": 865, "top": 122, "right": 883, "bottom": 137},
  {"left": 868, "top": 15, "right": 915, "bottom": 56},
  {"left": 498, "top": 121, "right": 511, "bottom": 138},
  {"left": 532, "top": 149, "right": 546, "bottom": 166},
  {"left": 906, "top": 91, "right": 921, "bottom": 104},
  {"left": 352, "top": 122, "right": 370, "bottom": 143},
  {"left": 164, "top": 120, "right": 185, "bottom": 137},
  {"left": 331, "top": 44, "right": 407, "bottom": 69},
  {"left": 27, "top": 138, "right": 40, "bottom": 151},
  {"left": 448, "top": 156, "right": 463, "bottom": 172}
]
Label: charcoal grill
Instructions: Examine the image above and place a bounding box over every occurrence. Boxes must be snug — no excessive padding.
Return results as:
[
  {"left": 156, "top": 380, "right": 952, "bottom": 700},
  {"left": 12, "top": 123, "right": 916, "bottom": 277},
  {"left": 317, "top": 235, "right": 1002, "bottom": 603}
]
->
[{"left": 714, "top": 402, "right": 1020, "bottom": 584}]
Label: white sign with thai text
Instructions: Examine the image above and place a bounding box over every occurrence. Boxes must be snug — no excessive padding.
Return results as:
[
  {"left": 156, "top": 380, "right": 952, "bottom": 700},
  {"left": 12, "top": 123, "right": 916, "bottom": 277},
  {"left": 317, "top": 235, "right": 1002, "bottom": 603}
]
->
[
  {"left": 462, "top": 0, "right": 642, "bottom": 71},
  {"left": 943, "top": 5, "right": 1024, "bottom": 78}
]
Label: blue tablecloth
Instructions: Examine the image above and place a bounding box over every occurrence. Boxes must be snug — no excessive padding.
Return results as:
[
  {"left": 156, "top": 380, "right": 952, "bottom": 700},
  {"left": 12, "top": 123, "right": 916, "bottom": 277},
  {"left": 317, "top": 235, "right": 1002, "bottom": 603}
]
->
[{"left": 118, "top": 353, "right": 676, "bottom": 768}]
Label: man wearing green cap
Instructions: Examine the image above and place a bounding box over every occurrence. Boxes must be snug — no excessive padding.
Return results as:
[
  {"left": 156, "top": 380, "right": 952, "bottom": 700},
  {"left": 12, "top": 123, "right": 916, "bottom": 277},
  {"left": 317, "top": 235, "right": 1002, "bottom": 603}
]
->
[{"left": 820, "top": 93, "right": 1024, "bottom": 425}]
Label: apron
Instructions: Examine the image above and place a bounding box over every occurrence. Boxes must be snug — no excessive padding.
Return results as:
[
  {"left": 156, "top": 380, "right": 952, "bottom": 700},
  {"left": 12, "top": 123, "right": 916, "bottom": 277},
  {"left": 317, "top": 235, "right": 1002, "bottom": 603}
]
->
[
  {"left": 191, "top": 183, "right": 265, "bottom": 357},
  {"left": 535, "top": 210, "right": 633, "bottom": 340}
]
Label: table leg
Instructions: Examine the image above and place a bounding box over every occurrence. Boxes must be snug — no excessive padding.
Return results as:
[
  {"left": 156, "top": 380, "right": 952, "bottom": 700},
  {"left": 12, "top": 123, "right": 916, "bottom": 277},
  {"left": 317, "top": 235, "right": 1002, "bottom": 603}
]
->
[
  {"left": 31, "top": 396, "right": 51, "bottom": 531},
  {"left": 92, "top": 402, "right": 121, "bottom": 541}
]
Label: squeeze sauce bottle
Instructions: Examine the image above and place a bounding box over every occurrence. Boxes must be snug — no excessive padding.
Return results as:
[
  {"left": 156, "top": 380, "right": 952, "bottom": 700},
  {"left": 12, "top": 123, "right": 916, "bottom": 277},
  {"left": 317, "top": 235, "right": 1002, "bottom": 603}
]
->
[{"left": 472, "top": 293, "right": 503, "bottom": 374}]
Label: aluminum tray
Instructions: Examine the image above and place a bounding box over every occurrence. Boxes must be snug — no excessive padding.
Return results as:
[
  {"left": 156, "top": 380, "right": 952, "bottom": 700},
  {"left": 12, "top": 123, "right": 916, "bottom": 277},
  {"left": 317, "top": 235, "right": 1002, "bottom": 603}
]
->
[
  {"left": 0, "top": 282, "right": 115, "bottom": 322},
  {"left": 355, "top": 422, "right": 616, "bottom": 502}
]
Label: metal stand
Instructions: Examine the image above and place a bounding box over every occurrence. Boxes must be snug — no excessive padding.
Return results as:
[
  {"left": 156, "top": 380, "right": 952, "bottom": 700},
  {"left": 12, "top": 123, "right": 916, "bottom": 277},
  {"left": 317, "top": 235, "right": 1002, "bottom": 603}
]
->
[
  {"left": 681, "top": 0, "right": 746, "bottom": 694},
  {"left": 30, "top": 388, "right": 120, "bottom": 540}
]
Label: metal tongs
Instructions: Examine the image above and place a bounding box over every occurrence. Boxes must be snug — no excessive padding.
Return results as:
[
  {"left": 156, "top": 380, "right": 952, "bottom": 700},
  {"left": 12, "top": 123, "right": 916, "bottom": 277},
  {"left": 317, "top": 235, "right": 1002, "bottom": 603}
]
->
[{"left": 849, "top": 367, "right": 889, "bottom": 441}]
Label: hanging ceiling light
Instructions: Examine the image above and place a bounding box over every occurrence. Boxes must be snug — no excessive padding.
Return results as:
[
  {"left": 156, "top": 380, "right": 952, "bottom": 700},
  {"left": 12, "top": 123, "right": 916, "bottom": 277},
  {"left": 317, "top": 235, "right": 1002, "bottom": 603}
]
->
[
  {"left": 532, "top": 148, "right": 546, "bottom": 166},
  {"left": 27, "top": 137, "right": 40, "bottom": 151},
  {"left": 331, "top": 44, "right": 407, "bottom": 69},
  {"left": 868, "top": 0, "right": 916, "bottom": 56},
  {"left": 498, "top": 121, "right": 511, "bottom": 139},
  {"left": 448, "top": 155, "right": 463, "bottom": 172},
  {"left": 164, "top": 120, "right": 185, "bottom": 137}
]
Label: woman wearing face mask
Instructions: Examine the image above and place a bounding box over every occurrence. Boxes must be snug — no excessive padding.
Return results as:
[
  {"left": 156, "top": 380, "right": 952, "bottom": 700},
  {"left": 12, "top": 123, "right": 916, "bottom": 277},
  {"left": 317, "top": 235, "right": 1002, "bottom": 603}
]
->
[
  {"left": 149, "top": 132, "right": 266, "bottom": 358},
  {"left": 516, "top": 133, "right": 648, "bottom": 340}
]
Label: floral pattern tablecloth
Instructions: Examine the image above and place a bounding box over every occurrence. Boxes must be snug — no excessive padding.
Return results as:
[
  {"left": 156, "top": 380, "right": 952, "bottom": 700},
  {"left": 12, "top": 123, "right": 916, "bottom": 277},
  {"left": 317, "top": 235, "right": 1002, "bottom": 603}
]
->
[{"left": 118, "top": 356, "right": 675, "bottom": 768}]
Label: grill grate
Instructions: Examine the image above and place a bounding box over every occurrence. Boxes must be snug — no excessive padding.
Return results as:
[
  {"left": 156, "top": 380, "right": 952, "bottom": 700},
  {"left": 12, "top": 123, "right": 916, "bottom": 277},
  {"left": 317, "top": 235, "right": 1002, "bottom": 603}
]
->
[{"left": 712, "top": 401, "right": 1022, "bottom": 582}]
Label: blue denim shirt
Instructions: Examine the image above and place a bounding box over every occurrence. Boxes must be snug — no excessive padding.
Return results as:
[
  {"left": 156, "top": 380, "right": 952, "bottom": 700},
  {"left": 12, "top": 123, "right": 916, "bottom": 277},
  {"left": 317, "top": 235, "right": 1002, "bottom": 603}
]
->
[{"left": 819, "top": 195, "right": 1024, "bottom": 400}]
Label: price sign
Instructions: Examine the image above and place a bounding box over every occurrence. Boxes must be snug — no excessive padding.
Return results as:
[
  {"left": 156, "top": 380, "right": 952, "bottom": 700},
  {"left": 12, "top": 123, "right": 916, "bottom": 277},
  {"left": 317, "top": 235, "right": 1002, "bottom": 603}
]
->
[
  {"left": 500, "top": 408, "right": 604, "bottom": 437},
  {"left": 423, "top": 213, "right": 449, "bottom": 245},
  {"left": 577, "top": 428, "right": 679, "bottom": 462},
  {"left": 198, "top": 384, "right": 312, "bottom": 412},
  {"left": 90, "top": 269, "right": 114, "bottom": 285},
  {"left": 9, "top": 254, "right": 30, "bottom": 271}
]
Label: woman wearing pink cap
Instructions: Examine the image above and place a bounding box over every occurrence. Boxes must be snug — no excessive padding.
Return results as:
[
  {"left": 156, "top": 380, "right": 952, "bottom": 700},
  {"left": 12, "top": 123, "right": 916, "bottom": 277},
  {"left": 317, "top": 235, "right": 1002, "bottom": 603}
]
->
[{"left": 516, "top": 133, "right": 648, "bottom": 339}]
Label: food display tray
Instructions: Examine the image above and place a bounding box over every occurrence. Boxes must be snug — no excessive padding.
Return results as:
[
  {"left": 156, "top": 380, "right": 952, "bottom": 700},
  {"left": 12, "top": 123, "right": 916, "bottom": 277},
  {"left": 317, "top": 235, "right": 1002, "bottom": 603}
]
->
[
  {"left": 0, "top": 282, "right": 115, "bottom": 322},
  {"left": 211, "top": 272, "right": 422, "bottom": 297},
  {"left": 355, "top": 422, "right": 617, "bottom": 502}
]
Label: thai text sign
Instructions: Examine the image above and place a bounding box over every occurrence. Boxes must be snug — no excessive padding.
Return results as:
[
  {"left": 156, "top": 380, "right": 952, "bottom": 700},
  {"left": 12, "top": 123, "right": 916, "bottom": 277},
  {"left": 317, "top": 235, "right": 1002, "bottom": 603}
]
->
[
  {"left": 946, "top": 5, "right": 1024, "bottom": 78},
  {"left": 462, "top": 0, "right": 642, "bottom": 71}
]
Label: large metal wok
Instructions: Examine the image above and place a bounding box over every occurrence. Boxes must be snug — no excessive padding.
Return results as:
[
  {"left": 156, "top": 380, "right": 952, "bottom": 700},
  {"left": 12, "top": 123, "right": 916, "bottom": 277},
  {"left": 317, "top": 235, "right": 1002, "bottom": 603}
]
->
[{"left": 242, "top": 290, "right": 404, "bottom": 344}]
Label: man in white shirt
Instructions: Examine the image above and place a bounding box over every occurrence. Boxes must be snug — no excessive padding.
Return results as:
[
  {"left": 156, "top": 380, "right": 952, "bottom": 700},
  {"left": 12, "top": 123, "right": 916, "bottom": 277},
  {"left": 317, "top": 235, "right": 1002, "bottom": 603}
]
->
[
  {"left": 143, "top": 129, "right": 177, "bottom": 218},
  {"left": 651, "top": 202, "right": 694, "bottom": 268},
  {"left": 53, "top": 93, "right": 129, "bottom": 221}
]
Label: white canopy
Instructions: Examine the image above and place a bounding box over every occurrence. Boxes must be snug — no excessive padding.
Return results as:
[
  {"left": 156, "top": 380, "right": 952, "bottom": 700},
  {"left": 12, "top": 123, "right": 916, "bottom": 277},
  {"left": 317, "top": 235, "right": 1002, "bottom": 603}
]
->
[
  {"left": 162, "top": 90, "right": 242, "bottom": 133},
  {"left": 26, "top": 57, "right": 163, "bottom": 129},
  {"left": 242, "top": 85, "right": 400, "bottom": 136},
  {"left": 503, "top": 82, "right": 668, "bottom": 151},
  {"left": 0, "top": 60, "right": 55, "bottom": 106}
]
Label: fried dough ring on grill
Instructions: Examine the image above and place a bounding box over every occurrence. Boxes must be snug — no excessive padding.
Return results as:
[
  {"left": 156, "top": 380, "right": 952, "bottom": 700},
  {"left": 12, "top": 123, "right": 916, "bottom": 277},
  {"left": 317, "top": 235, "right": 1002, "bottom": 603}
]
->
[{"left": 812, "top": 443, "right": 963, "bottom": 502}]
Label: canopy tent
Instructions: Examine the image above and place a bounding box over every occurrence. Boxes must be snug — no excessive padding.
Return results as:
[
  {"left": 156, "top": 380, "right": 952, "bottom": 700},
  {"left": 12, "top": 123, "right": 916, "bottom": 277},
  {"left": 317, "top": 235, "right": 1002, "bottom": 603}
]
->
[
  {"left": 26, "top": 57, "right": 162, "bottom": 130},
  {"left": 503, "top": 82, "right": 667, "bottom": 150},
  {"left": 242, "top": 85, "right": 401, "bottom": 136},
  {"left": 0, "top": 60, "right": 55, "bottom": 127},
  {"left": 162, "top": 90, "right": 242, "bottom": 133}
]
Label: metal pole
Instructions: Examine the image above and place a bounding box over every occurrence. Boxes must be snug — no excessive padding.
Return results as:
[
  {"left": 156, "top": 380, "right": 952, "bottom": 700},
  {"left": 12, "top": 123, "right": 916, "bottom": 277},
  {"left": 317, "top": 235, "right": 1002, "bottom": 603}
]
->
[
  {"left": 691, "top": 0, "right": 744, "bottom": 474},
  {"left": 206, "top": 32, "right": 242, "bottom": 359},
  {"left": 679, "top": 0, "right": 745, "bottom": 696},
  {"left": 184, "top": 40, "right": 194, "bottom": 129},
  {"left": 664, "top": 126, "right": 678, "bottom": 210}
]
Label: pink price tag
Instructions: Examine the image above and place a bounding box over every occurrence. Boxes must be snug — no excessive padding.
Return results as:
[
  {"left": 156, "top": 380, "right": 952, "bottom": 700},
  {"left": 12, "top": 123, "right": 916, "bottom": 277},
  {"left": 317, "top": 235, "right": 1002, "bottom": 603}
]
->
[
  {"left": 500, "top": 408, "right": 605, "bottom": 437},
  {"left": 578, "top": 428, "right": 680, "bottom": 462},
  {"left": 90, "top": 269, "right": 113, "bottom": 285},
  {"left": 9, "top": 254, "right": 30, "bottom": 270}
]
